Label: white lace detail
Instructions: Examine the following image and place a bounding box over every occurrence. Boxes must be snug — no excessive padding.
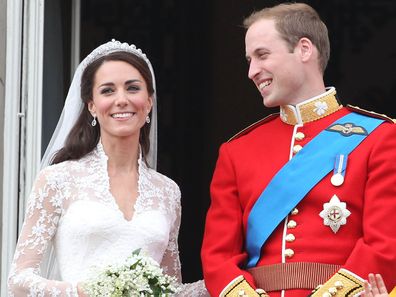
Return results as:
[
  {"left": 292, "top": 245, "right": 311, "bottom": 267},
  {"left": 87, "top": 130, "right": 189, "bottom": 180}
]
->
[
  {"left": 178, "top": 280, "right": 209, "bottom": 296},
  {"left": 8, "top": 143, "right": 208, "bottom": 296}
]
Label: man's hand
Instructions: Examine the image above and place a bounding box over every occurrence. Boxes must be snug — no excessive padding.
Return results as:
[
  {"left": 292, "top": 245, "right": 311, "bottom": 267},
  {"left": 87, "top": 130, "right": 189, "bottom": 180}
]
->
[{"left": 363, "top": 274, "right": 389, "bottom": 297}]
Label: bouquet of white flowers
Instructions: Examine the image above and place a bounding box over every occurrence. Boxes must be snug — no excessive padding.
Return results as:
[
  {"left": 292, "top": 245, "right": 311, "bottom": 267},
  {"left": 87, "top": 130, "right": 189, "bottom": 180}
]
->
[{"left": 83, "top": 249, "right": 180, "bottom": 297}]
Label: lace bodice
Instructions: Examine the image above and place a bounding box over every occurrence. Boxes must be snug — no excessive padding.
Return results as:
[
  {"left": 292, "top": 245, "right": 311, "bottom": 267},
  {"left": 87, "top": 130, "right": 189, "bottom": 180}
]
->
[{"left": 8, "top": 143, "right": 208, "bottom": 296}]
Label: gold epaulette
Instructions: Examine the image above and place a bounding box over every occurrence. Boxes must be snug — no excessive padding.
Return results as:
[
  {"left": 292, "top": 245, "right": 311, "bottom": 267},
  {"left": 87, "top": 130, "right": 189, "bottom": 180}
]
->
[
  {"left": 310, "top": 269, "right": 364, "bottom": 297},
  {"left": 390, "top": 286, "right": 396, "bottom": 297},
  {"left": 228, "top": 114, "right": 279, "bottom": 142},
  {"left": 347, "top": 105, "right": 395, "bottom": 123},
  {"left": 220, "top": 276, "right": 269, "bottom": 297}
]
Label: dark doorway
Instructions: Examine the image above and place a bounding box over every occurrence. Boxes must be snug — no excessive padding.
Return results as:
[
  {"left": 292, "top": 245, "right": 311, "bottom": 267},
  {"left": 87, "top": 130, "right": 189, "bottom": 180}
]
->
[{"left": 80, "top": 0, "right": 213, "bottom": 283}]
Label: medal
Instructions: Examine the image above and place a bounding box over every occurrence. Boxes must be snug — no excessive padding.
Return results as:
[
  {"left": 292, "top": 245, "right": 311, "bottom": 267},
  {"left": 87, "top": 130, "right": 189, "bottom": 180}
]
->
[
  {"left": 331, "top": 173, "right": 344, "bottom": 186},
  {"left": 319, "top": 195, "right": 351, "bottom": 233},
  {"left": 331, "top": 154, "right": 347, "bottom": 186}
]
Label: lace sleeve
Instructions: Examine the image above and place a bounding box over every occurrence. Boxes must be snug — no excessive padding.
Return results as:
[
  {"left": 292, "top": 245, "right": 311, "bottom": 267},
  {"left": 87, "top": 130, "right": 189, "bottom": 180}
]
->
[
  {"left": 178, "top": 280, "right": 209, "bottom": 297},
  {"left": 159, "top": 182, "right": 209, "bottom": 297},
  {"left": 7, "top": 168, "right": 78, "bottom": 297},
  {"left": 160, "top": 182, "right": 182, "bottom": 283}
]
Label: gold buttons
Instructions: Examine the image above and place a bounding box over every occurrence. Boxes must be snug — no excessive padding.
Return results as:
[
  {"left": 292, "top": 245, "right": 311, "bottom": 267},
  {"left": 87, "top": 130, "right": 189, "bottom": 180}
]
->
[
  {"left": 287, "top": 220, "right": 297, "bottom": 228},
  {"left": 292, "top": 144, "right": 303, "bottom": 154},
  {"left": 285, "top": 248, "right": 294, "bottom": 258},
  {"left": 285, "top": 234, "right": 295, "bottom": 242},
  {"left": 291, "top": 208, "right": 299, "bottom": 215},
  {"left": 334, "top": 281, "right": 344, "bottom": 289},
  {"left": 328, "top": 287, "right": 337, "bottom": 295},
  {"left": 295, "top": 132, "right": 305, "bottom": 141},
  {"left": 255, "top": 288, "right": 268, "bottom": 296}
]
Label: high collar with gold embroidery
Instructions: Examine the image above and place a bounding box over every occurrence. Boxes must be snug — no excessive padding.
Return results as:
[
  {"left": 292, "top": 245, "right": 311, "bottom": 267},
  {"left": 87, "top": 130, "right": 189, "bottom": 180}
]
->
[{"left": 280, "top": 87, "right": 342, "bottom": 125}]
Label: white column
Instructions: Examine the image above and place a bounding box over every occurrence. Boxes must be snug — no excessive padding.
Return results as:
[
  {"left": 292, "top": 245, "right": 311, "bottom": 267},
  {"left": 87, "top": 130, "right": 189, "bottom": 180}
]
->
[
  {"left": 1, "top": 0, "right": 23, "bottom": 294},
  {"left": 1, "top": 0, "right": 45, "bottom": 295},
  {"left": 21, "top": 0, "right": 45, "bottom": 222},
  {"left": 71, "top": 0, "right": 81, "bottom": 73}
]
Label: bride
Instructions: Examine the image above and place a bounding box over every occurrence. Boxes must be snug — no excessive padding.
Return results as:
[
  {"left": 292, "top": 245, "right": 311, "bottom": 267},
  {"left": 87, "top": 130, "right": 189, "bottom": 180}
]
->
[{"left": 8, "top": 39, "right": 208, "bottom": 296}]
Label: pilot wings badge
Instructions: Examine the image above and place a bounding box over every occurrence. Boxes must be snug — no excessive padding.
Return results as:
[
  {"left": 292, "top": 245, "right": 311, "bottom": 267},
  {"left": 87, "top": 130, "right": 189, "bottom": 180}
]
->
[
  {"left": 326, "top": 122, "right": 368, "bottom": 137},
  {"left": 319, "top": 195, "right": 351, "bottom": 233}
]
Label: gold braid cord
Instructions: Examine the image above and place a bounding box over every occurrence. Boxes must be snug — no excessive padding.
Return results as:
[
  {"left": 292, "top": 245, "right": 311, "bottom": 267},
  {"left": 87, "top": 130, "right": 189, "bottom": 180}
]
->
[
  {"left": 311, "top": 269, "right": 364, "bottom": 297},
  {"left": 220, "top": 276, "right": 269, "bottom": 297}
]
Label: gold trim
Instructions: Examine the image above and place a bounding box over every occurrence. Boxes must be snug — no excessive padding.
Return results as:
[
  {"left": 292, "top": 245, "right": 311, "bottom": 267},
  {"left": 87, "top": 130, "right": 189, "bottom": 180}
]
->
[
  {"left": 220, "top": 275, "right": 263, "bottom": 297},
  {"left": 346, "top": 104, "right": 395, "bottom": 123},
  {"left": 280, "top": 89, "right": 342, "bottom": 125},
  {"left": 311, "top": 269, "right": 364, "bottom": 297},
  {"left": 228, "top": 113, "right": 279, "bottom": 142}
]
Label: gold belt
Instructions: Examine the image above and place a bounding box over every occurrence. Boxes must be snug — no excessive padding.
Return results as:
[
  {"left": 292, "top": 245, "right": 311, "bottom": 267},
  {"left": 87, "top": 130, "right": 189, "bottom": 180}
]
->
[{"left": 248, "top": 262, "right": 341, "bottom": 292}]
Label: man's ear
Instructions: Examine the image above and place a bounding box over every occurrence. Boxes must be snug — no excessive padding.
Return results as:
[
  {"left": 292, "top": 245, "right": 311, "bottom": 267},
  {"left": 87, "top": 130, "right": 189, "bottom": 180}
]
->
[{"left": 298, "top": 37, "right": 314, "bottom": 62}]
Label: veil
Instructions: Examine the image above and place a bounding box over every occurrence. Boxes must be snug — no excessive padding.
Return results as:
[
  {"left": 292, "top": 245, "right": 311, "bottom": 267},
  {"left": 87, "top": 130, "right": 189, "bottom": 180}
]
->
[{"left": 39, "top": 39, "right": 158, "bottom": 279}]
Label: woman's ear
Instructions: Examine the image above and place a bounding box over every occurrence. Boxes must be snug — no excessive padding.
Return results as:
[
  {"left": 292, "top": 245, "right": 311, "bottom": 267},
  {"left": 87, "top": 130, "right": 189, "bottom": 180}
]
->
[
  {"left": 147, "top": 96, "right": 153, "bottom": 113},
  {"left": 88, "top": 101, "right": 96, "bottom": 115}
]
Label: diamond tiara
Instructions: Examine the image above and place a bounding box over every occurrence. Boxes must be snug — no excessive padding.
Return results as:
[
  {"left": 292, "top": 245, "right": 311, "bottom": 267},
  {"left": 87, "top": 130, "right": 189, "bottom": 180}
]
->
[{"left": 81, "top": 39, "right": 151, "bottom": 69}]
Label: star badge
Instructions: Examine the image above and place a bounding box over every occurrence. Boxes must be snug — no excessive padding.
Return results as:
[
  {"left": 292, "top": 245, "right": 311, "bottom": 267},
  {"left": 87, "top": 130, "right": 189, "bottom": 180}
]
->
[{"left": 319, "top": 195, "right": 351, "bottom": 233}]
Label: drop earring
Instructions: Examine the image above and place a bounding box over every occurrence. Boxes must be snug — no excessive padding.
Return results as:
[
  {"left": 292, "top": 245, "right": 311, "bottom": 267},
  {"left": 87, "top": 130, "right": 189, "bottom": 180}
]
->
[
  {"left": 145, "top": 115, "right": 150, "bottom": 124},
  {"left": 91, "top": 115, "right": 97, "bottom": 127}
]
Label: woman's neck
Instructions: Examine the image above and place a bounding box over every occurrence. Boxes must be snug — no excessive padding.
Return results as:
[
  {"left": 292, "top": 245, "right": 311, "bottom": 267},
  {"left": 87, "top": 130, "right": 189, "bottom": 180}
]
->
[{"left": 101, "top": 136, "right": 140, "bottom": 174}]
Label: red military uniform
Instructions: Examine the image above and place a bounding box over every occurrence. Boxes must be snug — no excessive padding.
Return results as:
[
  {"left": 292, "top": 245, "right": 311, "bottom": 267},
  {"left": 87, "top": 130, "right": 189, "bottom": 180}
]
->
[{"left": 201, "top": 89, "right": 396, "bottom": 297}]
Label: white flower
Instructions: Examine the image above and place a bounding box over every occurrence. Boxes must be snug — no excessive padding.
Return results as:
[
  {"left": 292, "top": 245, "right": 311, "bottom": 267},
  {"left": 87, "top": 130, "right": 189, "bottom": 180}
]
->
[
  {"left": 49, "top": 287, "right": 61, "bottom": 296},
  {"left": 83, "top": 249, "right": 181, "bottom": 297},
  {"left": 31, "top": 222, "right": 46, "bottom": 237},
  {"left": 50, "top": 193, "right": 64, "bottom": 208},
  {"left": 313, "top": 101, "right": 328, "bottom": 115}
]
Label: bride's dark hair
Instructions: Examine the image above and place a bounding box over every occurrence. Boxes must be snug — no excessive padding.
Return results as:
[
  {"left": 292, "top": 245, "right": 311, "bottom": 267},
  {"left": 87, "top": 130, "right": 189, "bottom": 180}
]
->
[{"left": 51, "top": 51, "right": 154, "bottom": 165}]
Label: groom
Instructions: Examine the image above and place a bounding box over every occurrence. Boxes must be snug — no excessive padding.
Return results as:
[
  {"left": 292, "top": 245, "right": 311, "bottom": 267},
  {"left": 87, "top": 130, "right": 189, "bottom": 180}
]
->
[{"left": 201, "top": 2, "right": 396, "bottom": 297}]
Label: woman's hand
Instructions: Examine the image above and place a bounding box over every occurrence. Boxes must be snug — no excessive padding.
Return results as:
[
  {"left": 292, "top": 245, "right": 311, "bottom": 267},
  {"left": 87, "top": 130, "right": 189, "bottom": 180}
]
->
[
  {"left": 77, "top": 283, "right": 89, "bottom": 297},
  {"left": 363, "top": 273, "right": 389, "bottom": 297}
]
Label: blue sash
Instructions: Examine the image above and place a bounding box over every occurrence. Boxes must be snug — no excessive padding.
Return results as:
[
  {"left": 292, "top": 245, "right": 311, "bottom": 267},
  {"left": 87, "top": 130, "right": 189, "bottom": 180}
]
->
[{"left": 246, "top": 112, "right": 384, "bottom": 268}]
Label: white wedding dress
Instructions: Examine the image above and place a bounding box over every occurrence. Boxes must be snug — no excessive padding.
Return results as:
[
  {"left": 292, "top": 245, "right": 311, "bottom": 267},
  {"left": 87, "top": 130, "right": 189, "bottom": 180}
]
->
[{"left": 8, "top": 143, "right": 208, "bottom": 296}]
